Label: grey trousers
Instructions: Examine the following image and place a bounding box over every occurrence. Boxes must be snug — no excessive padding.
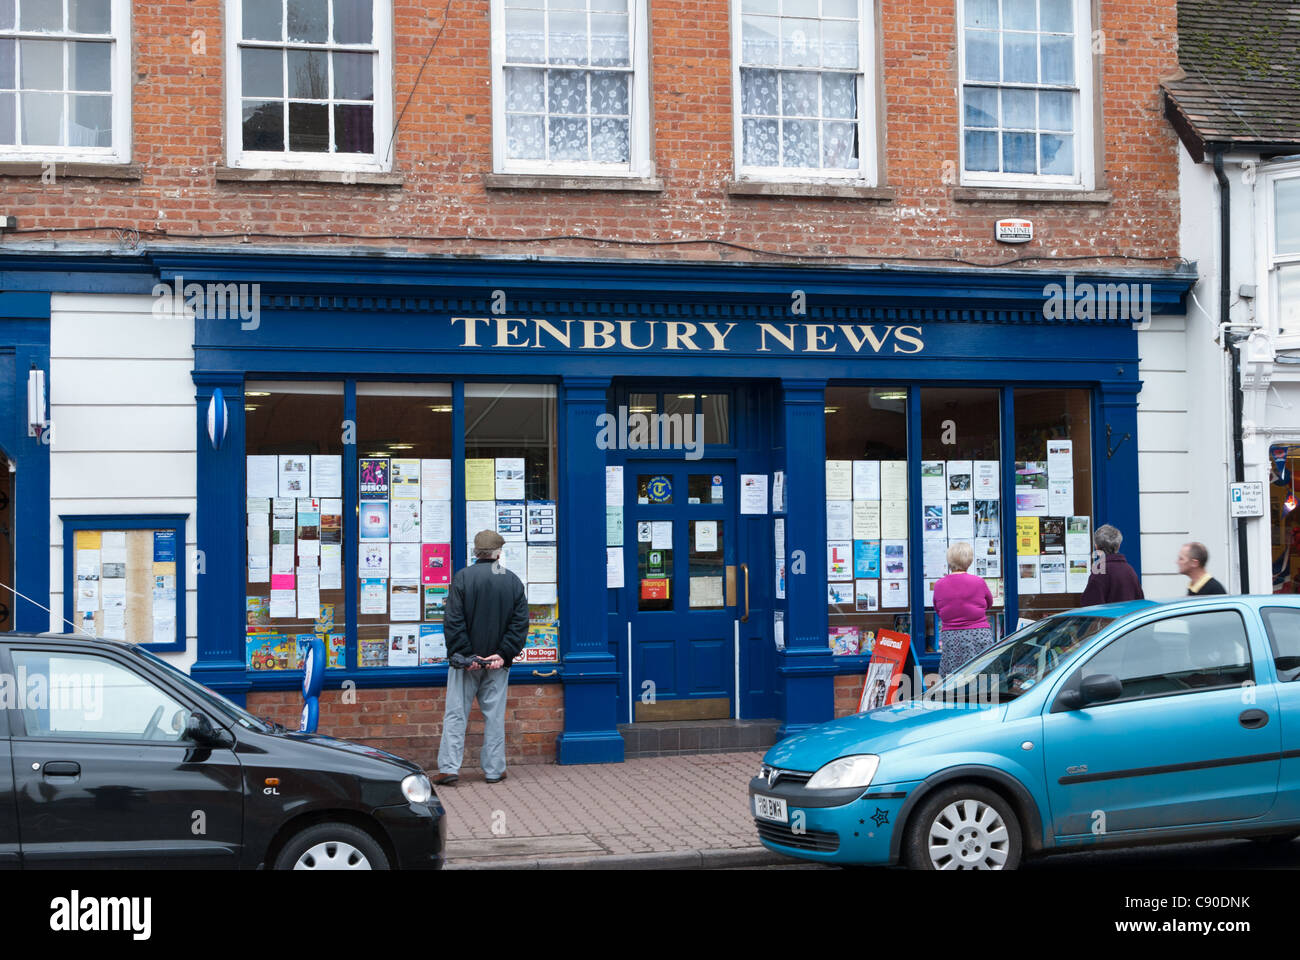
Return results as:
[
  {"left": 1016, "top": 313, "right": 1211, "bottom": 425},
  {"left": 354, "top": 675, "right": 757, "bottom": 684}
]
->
[{"left": 437, "top": 666, "right": 510, "bottom": 779}]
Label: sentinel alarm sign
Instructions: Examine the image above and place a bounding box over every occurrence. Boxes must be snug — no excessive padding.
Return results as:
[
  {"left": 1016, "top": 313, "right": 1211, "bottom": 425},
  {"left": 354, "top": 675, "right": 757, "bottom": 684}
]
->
[{"left": 995, "top": 219, "right": 1033, "bottom": 243}]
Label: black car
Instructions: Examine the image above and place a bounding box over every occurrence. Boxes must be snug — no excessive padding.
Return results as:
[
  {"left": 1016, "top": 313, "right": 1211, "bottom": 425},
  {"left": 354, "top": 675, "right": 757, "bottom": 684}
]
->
[{"left": 0, "top": 633, "right": 446, "bottom": 869}]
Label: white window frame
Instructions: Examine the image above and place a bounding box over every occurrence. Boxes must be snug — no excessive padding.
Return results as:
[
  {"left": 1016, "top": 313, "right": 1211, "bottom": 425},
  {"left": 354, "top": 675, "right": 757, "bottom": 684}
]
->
[
  {"left": 730, "top": 0, "right": 877, "bottom": 185},
  {"left": 224, "top": 0, "right": 394, "bottom": 173},
  {"left": 957, "top": 0, "right": 1094, "bottom": 190},
  {"left": 0, "top": 0, "right": 132, "bottom": 163},
  {"left": 490, "top": 0, "right": 652, "bottom": 178},
  {"left": 1257, "top": 161, "right": 1300, "bottom": 350}
]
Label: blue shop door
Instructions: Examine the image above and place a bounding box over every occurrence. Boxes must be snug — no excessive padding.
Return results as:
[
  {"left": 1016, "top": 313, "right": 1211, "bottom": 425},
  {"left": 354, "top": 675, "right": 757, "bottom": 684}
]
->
[{"left": 627, "top": 463, "right": 737, "bottom": 720}]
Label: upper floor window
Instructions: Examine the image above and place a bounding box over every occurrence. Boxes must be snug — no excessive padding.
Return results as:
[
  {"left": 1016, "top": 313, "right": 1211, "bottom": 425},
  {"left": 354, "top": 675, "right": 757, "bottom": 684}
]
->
[
  {"left": 733, "top": 0, "right": 876, "bottom": 183},
  {"left": 1262, "top": 167, "right": 1300, "bottom": 343},
  {"left": 959, "top": 0, "right": 1093, "bottom": 189},
  {"left": 226, "top": 0, "right": 393, "bottom": 171},
  {"left": 491, "top": 0, "right": 651, "bottom": 177},
  {"left": 0, "top": 0, "right": 130, "bottom": 162}
]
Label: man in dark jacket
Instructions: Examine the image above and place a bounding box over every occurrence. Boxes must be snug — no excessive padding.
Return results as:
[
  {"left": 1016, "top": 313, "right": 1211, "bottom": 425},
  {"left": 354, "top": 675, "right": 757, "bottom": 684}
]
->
[
  {"left": 1079, "top": 524, "right": 1145, "bottom": 606},
  {"left": 434, "top": 530, "right": 529, "bottom": 785}
]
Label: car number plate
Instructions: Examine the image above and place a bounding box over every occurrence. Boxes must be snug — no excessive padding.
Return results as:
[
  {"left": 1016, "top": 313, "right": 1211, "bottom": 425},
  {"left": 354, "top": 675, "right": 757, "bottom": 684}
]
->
[{"left": 753, "top": 794, "right": 788, "bottom": 823}]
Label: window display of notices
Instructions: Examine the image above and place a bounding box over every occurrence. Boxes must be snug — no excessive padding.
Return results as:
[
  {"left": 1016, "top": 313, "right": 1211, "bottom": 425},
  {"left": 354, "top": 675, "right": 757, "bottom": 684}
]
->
[
  {"left": 359, "top": 458, "right": 389, "bottom": 500},
  {"left": 72, "top": 527, "right": 182, "bottom": 646},
  {"left": 1066, "top": 516, "right": 1091, "bottom": 556},
  {"left": 853, "top": 461, "right": 880, "bottom": 500},
  {"left": 423, "top": 499, "right": 452, "bottom": 543},
  {"left": 946, "top": 461, "right": 973, "bottom": 498},
  {"left": 467, "top": 500, "right": 495, "bottom": 537},
  {"left": 826, "top": 501, "right": 852, "bottom": 541},
  {"left": 828, "top": 459, "right": 906, "bottom": 652},
  {"left": 921, "top": 461, "right": 945, "bottom": 500},
  {"left": 855, "top": 579, "right": 878, "bottom": 612},
  {"left": 1040, "top": 517, "right": 1066, "bottom": 554}
]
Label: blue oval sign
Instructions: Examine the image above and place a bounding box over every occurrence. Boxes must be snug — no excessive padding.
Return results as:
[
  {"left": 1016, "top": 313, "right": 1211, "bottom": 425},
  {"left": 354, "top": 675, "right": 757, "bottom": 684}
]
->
[{"left": 646, "top": 476, "right": 672, "bottom": 503}]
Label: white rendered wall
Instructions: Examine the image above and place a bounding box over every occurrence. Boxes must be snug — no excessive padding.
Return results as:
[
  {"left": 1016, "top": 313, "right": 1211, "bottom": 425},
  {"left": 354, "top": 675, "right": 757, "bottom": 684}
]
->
[{"left": 48, "top": 294, "right": 198, "bottom": 671}]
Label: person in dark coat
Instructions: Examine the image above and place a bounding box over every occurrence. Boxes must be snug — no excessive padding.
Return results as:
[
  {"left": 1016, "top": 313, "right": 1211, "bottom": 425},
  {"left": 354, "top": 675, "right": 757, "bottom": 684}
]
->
[
  {"left": 1178, "top": 541, "right": 1227, "bottom": 596},
  {"left": 1079, "top": 524, "right": 1145, "bottom": 606},
  {"left": 434, "top": 529, "right": 529, "bottom": 786}
]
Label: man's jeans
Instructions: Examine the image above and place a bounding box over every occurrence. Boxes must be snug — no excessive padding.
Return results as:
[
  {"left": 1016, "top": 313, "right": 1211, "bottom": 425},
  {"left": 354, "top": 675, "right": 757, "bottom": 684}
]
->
[{"left": 438, "top": 665, "right": 510, "bottom": 779}]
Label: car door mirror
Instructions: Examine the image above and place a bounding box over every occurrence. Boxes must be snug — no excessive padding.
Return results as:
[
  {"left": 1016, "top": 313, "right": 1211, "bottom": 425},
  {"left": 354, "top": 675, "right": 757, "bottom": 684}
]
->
[
  {"left": 185, "top": 711, "right": 230, "bottom": 746},
  {"left": 1056, "top": 688, "right": 1085, "bottom": 711},
  {"left": 1079, "top": 673, "right": 1124, "bottom": 704}
]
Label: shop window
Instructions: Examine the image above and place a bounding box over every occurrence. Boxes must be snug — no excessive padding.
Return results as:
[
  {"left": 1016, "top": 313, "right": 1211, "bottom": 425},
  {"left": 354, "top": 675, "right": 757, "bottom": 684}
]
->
[
  {"left": 226, "top": 0, "right": 393, "bottom": 171},
  {"left": 492, "top": 0, "right": 651, "bottom": 177},
  {"left": 62, "top": 514, "right": 187, "bottom": 652},
  {"left": 621, "top": 390, "right": 730, "bottom": 449},
  {"left": 1013, "top": 387, "right": 1093, "bottom": 619},
  {"left": 356, "top": 383, "right": 453, "bottom": 670},
  {"left": 920, "top": 388, "right": 1004, "bottom": 653},
  {"left": 959, "top": 0, "right": 1094, "bottom": 188},
  {"left": 1262, "top": 167, "right": 1300, "bottom": 344},
  {"left": 734, "top": 0, "right": 877, "bottom": 183},
  {"left": 244, "top": 382, "right": 346, "bottom": 672},
  {"left": 465, "top": 384, "right": 560, "bottom": 665},
  {"left": 824, "top": 386, "right": 909, "bottom": 656},
  {"left": 0, "top": 0, "right": 131, "bottom": 162}
]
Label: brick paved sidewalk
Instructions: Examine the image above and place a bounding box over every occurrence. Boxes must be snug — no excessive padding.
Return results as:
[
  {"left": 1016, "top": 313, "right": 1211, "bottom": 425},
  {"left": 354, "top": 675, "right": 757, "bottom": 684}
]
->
[{"left": 437, "top": 750, "right": 791, "bottom": 869}]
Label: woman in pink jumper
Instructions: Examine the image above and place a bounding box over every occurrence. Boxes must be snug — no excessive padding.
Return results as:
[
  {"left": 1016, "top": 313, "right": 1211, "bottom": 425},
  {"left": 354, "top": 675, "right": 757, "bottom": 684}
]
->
[{"left": 933, "top": 542, "right": 994, "bottom": 677}]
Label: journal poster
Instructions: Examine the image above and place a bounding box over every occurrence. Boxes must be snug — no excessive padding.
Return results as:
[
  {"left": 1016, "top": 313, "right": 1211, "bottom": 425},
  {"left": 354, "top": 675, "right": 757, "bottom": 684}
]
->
[{"left": 359, "top": 458, "right": 390, "bottom": 500}]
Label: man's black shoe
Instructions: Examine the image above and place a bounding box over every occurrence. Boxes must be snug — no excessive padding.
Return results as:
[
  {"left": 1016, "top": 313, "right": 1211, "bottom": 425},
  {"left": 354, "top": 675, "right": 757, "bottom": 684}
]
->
[
  {"left": 432, "top": 772, "right": 459, "bottom": 786},
  {"left": 486, "top": 772, "right": 508, "bottom": 784}
]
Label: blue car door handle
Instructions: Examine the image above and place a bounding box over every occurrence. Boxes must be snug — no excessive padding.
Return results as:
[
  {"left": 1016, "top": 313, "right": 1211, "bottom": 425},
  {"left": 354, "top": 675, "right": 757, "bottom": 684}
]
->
[
  {"left": 1238, "top": 709, "right": 1269, "bottom": 730},
  {"left": 42, "top": 761, "right": 81, "bottom": 778}
]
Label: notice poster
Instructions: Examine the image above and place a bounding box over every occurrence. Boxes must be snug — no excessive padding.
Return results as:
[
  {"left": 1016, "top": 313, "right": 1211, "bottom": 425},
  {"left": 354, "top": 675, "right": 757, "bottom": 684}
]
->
[
  {"left": 528, "top": 545, "right": 558, "bottom": 582},
  {"left": 247, "top": 456, "right": 278, "bottom": 498},
  {"left": 496, "top": 501, "right": 526, "bottom": 541},
  {"left": 501, "top": 541, "right": 528, "bottom": 581},
  {"left": 826, "top": 501, "right": 853, "bottom": 541},
  {"left": 855, "top": 579, "right": 879, "bottom": 612},
  {"left": 881, "top": 578, "right": 909, "bottom": 608},
  {"left": 423, "top": 585, "right": 449, "bottom": 620},
  {"left": 279, "top": 455, "right": 310, "bottom": 498},
  {"left": 495, "top": 458, "right": 526, "bottom": 500},
  {"left": 828, "top": 581, "right": 852, "bottom": 606},
  {"left": 695, "top": 520, "right": 718, "bottom": 553},
  {"left": 606, "top": 507, "right": 624, "bottom": 546},
  {"left": 527, "top": 501, "right": 558, "bottom": 541},
  {"left": 388, "top": 626, "right": 419, "bottom": 667},
  {"left": 1039, "top": 555, "right": 1067, "bottom": 593},
  {"left": 423, "top": 499, "right": 452, "bottom": 542},
  {"left": 974, "top": 499, "right": 1000, "bottom": 538},
  {"left": 607, "top": 547, "right": 625, "bottom": 588},
  {"left": 320, "top": 500, "right": 343, "bottom": 544},
  {"left": 920, "top": 461, "right": 946, "bottom": 501},
  {"left": 359, "top": 458, "right": 389, "bottom": 500},
  {"left": 360, "top": 542, "right": 389, "bottom": 577},
  {"left": 419, "top": 623, "right": 448, "bottom": 664},
  {"left": 880, "top": 461, "right": 908, "bottom": 501},
  {"left": 924, "top": 578, "right": 940, "bottom": 608},
  {"left": 882, "top": 540, "right": 908, "bottom": 578},
  {"left": 948, "top": 500, "right": 974, "bottom": 540},
  {"left": 923, "top": 540, "right": 949, "bottom": 578},
  {"left": 421, "top": 459, "right": 452, "bottom": 501},
  {"left": 360, "top": 578, "right": 387, "bottom": 614},
  {"left": 1039, "top": 516, "right": 1066, "bottom": 555},
  {"left": 974, "top": 460, "right": 1000, "bottom": 498},
  {"left": 467, "top": 500, "right": 496, "bottom": 537},
  {"left": 391, "top": 542, "right": 421, "bottom": 580},
  {"left": 946, "top": 460, "right": 973, "bottom": 499},
  {"left": 1014, "top": 461, "right": 1049, "bottom": 516},
  {"left": 391, "top": 459, "right": 421, "bottom": 499},
  {"left": 390, "top": 500, "right": 421, "bottom": 542},
  {"left": 740, "top": 474, "right": 768, "bottom": 515},
  {"left": 421, "top": 543, "right": 451, "bottom": 584},
  {"left": 272, "top": 543, "right": 295, "bottom": 575},
  {"left": 826, "top": 460, "right": 852, "bottom": 500},
  {"left": 853, "top": 460, "right": 881, "bottom": 500},
  {"left": 1047, "top": 439, "right": 1074, "bottom": 479},
  {"left": 1066, "top": 556, "right": 1091, "bottom": 593},
  {"left": 858, "top": 628, "right": 910, "bottom": 711},
  {"left": 922, "top": 502, "right": 946, "bottom": 540},
  {"left": 1049, "top": 479, "right": 1074, "bottom": 517},
  {"left": 391, "top": 580, "right": 421, "bottom": 621},
  {"left": 311, "top": 455, "right": 343, "bottom": 498},
  {"left": 1066, "top": 516, "right": 1091, "bottom": 556},
  {"left": 465, "top": 459, "right": 496, "bottom": 500},
  {"left": 296, "top": 568, "right": 320, "bottom": 619},
  {"left": 1016, "top": 516, "right": 1040, "bottom": 555},
  {"left": 827, "top": 542, "right": 853, "bottom": 581},
  {"left": 360, "top": 639, "right": 388, "bottom": 669},
  {"left": 853, "top": 540, "right": 880, "bottom": 578},
  {"left": 853, "top": 500, "right": 880, "bottom": 540},
  {"left": 774, "top": 518, "right": 786, "bottom": 557},
  {"left": 1017, "top": 556, "right": 1041, "bottom": 595},
  {"left": 605, "top": 465, "right": 624, "bottom": 507},
  {"left": 651, "top": 521, "right": 672, "bottom": 550},
  {"left": 320, "top": 543, "right": 342, "bottom": 590},
  {"left": 775, "top": 556, "right": 786, "bottom": 598},
  {"left": 881, "top": 500, "right": 908, "bottom": 539},
  {"left": 359, "top": 501, "right": 390, "bottom": 540}
]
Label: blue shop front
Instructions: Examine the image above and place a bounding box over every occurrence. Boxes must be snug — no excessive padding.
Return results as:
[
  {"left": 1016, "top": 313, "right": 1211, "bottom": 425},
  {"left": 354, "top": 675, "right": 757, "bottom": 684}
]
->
[{"left": 0, "top": 251, "right": 1193, "bottom": 764}]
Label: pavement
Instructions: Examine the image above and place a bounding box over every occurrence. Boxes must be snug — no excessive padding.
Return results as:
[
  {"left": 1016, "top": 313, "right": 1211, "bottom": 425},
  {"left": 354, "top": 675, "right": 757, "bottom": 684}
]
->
[{"left": 437, "top": 749, "right": 796, "bottom": 869}]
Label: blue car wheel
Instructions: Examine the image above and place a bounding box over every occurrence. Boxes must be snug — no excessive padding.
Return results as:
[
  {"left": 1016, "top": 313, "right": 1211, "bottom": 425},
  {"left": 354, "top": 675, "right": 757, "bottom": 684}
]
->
[{"left": 903, "top": 784, "right": 1023, "bottom": 871}]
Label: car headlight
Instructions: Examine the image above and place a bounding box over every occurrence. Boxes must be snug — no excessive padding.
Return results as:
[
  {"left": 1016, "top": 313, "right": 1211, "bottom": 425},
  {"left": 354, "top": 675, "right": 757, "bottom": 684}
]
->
[
  {"left": 402, "top": 773, "right": 432, "bottom": 804},
  {"left": 805, "top": 755, "right": 879, "bottom": 790}
]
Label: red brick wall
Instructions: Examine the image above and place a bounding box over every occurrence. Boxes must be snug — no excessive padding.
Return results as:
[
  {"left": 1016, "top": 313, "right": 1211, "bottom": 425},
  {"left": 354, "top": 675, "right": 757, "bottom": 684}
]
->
[
  {"left": 8, "top": 0, "right": 1181, "bottom": 268},
  {"left": 834, "top": 674, "right": 865, "bottom": 718},
  {"left": 247, "top": 683, "right": 564, "bottom": 770}
]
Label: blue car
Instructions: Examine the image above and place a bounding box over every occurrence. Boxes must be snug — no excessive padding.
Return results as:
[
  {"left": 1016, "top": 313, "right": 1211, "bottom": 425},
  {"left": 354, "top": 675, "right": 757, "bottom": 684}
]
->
[{"left": 750, "top": 596, "right": 1300, "bottom": 869}]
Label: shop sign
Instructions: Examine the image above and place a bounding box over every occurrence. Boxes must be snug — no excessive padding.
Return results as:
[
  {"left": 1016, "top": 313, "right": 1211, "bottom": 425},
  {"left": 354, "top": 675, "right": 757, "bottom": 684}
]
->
[
  {"left": 1229, "top": 481, "right": 1265, "bottom": 518},
  {"left": 640, "top": 579, "right": 670, "bottom": 600}
]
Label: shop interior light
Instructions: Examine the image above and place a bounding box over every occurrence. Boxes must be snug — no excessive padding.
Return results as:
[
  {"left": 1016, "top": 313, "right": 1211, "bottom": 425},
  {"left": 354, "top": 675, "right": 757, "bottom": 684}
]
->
[
  {"left": 244, "top": 404, "right": 259, "bottom": 412},
  {"left": 875, "top": 390, "right": 907, "bottom": 401},
  {"left": 429, "top": 405, "right": 452, "bottom": 413},
  {"left": 824, "top": 406, "right": 840, "bottom": 414},
  {"left": 676, "top": 394, "right": 696, "bottom": 399},
  {"left": 246, "top": 391, "right": 270, "bottom": 398},
  {"left": 629, "top": 405, "right": 655, "bottom": 414},
  {"left": 387, "top": 443, "right": 415, "bottom": 450}
]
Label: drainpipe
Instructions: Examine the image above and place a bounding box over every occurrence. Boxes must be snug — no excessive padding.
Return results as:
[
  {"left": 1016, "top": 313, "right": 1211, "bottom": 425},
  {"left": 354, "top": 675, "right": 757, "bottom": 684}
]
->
[{"left": 1215, "top": 145, "right": 1251, "bottom": 593}]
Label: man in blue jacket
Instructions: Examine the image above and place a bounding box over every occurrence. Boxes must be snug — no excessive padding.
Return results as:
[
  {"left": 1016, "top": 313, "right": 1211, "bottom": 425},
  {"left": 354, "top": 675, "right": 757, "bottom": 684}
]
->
[{"left": 434, "top": 530, "right": 529, "bottom": 785}]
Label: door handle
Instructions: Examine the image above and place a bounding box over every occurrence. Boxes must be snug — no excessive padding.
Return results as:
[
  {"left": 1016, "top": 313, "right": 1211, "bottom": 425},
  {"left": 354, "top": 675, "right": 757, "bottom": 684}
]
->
[
  {"left": 42, "top": 761, "right": 81, "bottom": 778},
  {"left": 1239, "top": 709, "right": 1270, "bottom": 729},
  {"left": 740, "top": 563, "right": 749, "bottom": 623}
]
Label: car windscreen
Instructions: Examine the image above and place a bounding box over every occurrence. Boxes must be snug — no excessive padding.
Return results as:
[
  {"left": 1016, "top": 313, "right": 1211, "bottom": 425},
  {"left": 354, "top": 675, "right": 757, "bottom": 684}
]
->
[
  {"left": 921, "top": 615, "right": 1113, "bottom": 704},
  {"left": 132, "top": 647, "right": 274, "bottom": 733}
]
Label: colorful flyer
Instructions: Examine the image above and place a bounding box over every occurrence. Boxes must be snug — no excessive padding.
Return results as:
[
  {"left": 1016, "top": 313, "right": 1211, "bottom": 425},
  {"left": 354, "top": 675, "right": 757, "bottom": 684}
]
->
[
  {"left": 418, "top": 623, "right": 448, "bottom": 664},
  {"left": 829, "top": 626, "right": 860, "bottom": 656},
  {"left": 359, "top": 500, "right": 390, "bottom": 540},
  {"left": 1016, "top": 516, "right": 1040, "bottom": 555},
  {"left": 827, "top": 542, "right": 853, "bottom": 581},
  {"left": 359, "top": 458, "right": 390, "bottom": 500},
  {"left": 421, "top": 543, "right": 451, "bottom": 584},
  {"left": 390, "top": 458, "right": 421, "bottom": 499},
  {"left": 423, "top": 584, "right": 449, "bottom": 620},
  {"left": 853, "top": 540, "right": 880, "bottom": 578},
  {"left": 360, "top": 578, "right": 387, "bottom": 615},
  {"left": 388, "top": 625, "right": 419, "bottom": 667}
]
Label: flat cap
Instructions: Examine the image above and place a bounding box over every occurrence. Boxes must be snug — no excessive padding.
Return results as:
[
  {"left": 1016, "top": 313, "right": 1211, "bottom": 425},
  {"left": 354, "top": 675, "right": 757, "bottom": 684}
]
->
[{"left": 473, "top": 529, "right": 505, "bottom": 551}]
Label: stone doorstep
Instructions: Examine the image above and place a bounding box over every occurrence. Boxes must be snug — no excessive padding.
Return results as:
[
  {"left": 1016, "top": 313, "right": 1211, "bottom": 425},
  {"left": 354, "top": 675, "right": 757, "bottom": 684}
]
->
[{"left": 445, "top": 845, "right": 792, "bottom": 871}]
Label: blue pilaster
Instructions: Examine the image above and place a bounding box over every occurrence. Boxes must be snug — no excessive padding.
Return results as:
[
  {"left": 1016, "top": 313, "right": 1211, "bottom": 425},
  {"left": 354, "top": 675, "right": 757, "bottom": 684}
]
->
[
  {"left": 1095, "top": 379, "right": 1143, "bottom": 576},
  {"left": 556, "top": 376, "right": 625, "bottom": 763},
  {"left": 775, "top": 378, "right": 835, "bottom": 738}
]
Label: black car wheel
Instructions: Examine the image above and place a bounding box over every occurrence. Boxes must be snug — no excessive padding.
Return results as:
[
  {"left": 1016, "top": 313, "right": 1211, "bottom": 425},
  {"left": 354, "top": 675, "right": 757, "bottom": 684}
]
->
[
  {"left": 903, "top": 783, "right": 1022, "bottom": 871},
  {"left": 274, "top": 823, "right": 391, "bottom": 871}
]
